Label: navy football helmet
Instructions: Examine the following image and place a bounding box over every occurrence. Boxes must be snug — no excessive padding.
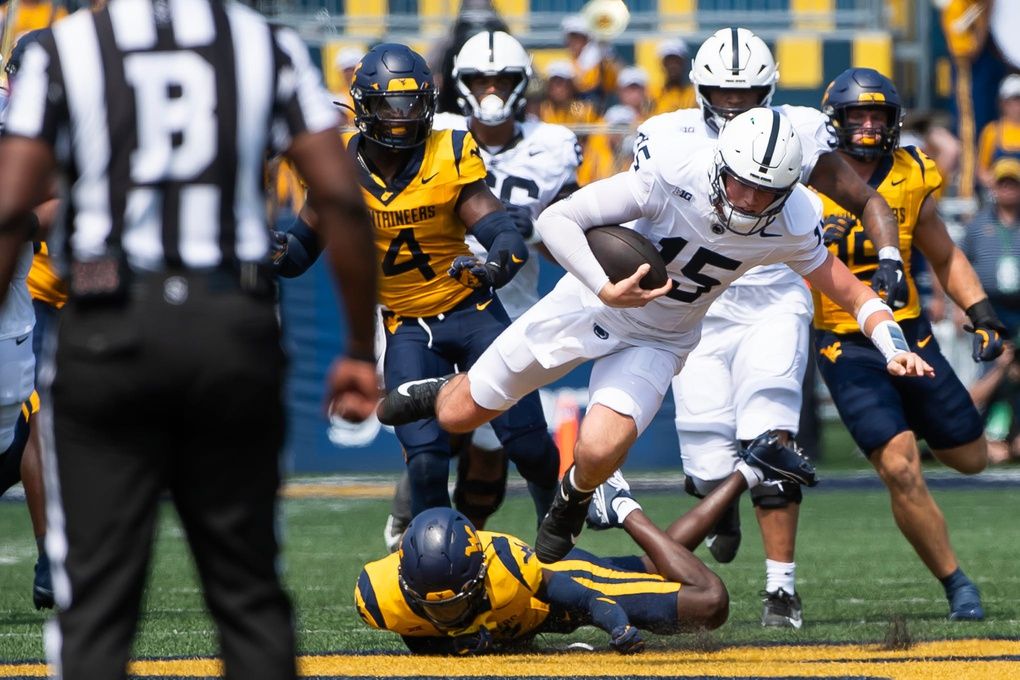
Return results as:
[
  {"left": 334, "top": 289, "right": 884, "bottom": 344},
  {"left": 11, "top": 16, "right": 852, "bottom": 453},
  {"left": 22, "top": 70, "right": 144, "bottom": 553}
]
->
[
  {"left": 351, "top": 43, "right": 437, "bottom": 149},
  {"left": 821, "top": 68, "right": 903, "bottom": 162},
  {"left": 397, "top": 507, "right": 488, "bottom": 630}
]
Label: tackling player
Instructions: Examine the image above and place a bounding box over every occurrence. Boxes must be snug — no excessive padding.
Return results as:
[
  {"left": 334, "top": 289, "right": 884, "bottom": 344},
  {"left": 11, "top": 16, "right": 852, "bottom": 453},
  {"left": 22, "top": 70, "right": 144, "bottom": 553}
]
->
[
  {"left": 636, "top": 27, "right": 909, "bottom": 628},
  {"left": 273, "top": 44, "right": 559, "bottom": 522},
  {"left": 813, "top": 68, "right": 1003, "bottom": 621},
  {"left": 378, "top": 108, "right": 933, "bottom": 566},
  {"left": 382, "top": 30, "right": 582, "bottom": 546},
  {"left": 355, "top": 432, "right": 817, "bottom": 654}
]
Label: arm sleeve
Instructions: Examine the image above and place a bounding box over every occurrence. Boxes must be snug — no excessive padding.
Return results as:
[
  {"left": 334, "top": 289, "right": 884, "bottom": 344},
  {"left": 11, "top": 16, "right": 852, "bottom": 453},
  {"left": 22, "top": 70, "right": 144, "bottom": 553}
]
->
[
  {"left": 543, "top": 571, "right": 630, "bottom": 635},
  {"left": 270, "top": 27, "right": 341, "bottom": 154},
  {"left": 536, "top": 171, "right": 650, "bottom": 294},
  {"left": 790, "top": 107, "right": 838, "bottom": 184}
]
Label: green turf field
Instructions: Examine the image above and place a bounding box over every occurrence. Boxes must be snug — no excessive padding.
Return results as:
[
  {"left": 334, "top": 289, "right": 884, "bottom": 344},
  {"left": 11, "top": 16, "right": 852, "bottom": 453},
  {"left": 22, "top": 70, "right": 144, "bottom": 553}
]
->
[{"left": 2, "top": 482, "right": 1018, "bottom": 663}]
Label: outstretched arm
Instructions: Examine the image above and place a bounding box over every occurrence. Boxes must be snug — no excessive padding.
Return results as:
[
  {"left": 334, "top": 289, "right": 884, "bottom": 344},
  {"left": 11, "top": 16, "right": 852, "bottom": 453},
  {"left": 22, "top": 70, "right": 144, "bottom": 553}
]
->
[
  {"left": 809, "top": 151, "right": 907, "bottom": 307},
  {"left": 540, "top": 569, "right": 643, "bottom": 653}
]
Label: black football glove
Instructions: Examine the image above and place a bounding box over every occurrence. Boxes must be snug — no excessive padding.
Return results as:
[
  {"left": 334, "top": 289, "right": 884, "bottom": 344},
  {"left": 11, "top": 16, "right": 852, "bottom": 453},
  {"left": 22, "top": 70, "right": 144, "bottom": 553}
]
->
[
  {"left": 609, "top": 624, "right": 645, "bottom": 655},
  {"left": 448, "top": 251, "right": 510, "bottom": 289},
  {"left": 821, "top": 214, "right": 855, "bottom": 246},
  {"left": 964, "top": 299, "right": 1007, "bottom": 362},
  {"left": 501, "top": 201, "right": 535, "bottom": 241},
  {"left": 871, "top": 258, "right": 909, "bottom": 310},
  {"left": 452, "top": 627, "right": 493, "bottom": 656}
]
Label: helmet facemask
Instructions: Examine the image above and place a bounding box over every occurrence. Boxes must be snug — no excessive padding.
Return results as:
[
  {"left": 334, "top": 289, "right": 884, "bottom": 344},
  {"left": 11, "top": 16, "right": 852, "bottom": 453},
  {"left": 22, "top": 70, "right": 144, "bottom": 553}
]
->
[
  {"left": 710, "top": 159, "right": 794, "bottom": 235},
  {"left": 697, "top": 85, "right": 775, "bottom": 133},
  {"left": 831, "top": 104, "right": 901, "bottom": 162},
  {"left": 398, "top": 560, "right": 488, "bottom": 630},
  {"left": 353, "top": 89, "right": 437, "bottom": 150},
  {"left": 456, "top": 69, "right": 529, "bottom": 126}
]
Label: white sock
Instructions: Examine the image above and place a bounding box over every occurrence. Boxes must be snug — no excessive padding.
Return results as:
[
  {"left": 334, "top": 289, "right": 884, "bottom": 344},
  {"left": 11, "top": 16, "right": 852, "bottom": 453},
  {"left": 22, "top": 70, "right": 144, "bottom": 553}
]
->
[
  {"left": 735, "top": 461, "right": 764, "bottom": 489},
  {"left": 611, "top": 496, "right": 641, "bottom": 524},
  {"left": 569, "top": 468, "right": 595, "bottom": 494},
  {"left": 765, "top": 559, "right": 796, "bottom": 595}
]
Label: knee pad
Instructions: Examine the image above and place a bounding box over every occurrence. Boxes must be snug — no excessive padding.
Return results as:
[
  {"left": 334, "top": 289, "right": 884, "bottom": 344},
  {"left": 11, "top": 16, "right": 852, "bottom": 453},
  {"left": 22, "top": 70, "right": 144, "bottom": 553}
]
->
[
  {"left": 454, "top": 446, "right": 509, "bottom": 526},
  {"left": 502, "top": 427, "right": 559, "bottom": 491},
  {"left": 749, "top": 479, "right": 802, "bottom": 509},
  {"left": 405, "top": 451, "right": 451, "bottom": 517}
]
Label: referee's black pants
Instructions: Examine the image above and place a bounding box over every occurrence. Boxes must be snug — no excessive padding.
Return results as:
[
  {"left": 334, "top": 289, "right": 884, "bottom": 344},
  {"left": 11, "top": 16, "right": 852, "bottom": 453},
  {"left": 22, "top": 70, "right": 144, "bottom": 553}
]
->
[{"left": 45, "top": 271, "right": 295, "bottom": 680}]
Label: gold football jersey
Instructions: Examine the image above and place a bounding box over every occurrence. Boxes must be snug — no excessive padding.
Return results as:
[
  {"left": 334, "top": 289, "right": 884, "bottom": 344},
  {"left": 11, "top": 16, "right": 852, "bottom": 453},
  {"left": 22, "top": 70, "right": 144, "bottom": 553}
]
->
[
  {"left": 355, "top": 531, "right": 550, "bottom": 641},
  {"left": 27, "top": 244, "right": 67, "bottom": 309},
  {"left": 345, "top": 129, "right": 487, "bottom": 318},
  {"left": 812, "top": 147, "right": 942, "bottom": 333}
]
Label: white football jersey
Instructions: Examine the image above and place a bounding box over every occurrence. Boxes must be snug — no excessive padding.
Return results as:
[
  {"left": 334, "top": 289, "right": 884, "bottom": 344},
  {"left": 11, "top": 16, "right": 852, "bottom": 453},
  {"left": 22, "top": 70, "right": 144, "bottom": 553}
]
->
[
  {"left": 433, "top": 113, "right": 581, "bottom": 320},
  {"left": 0, "top": 242, "right": 35, "bottom": 340},
  {"left": 578, "top": 143, "right": 827, "bottom": 350},
  {"left": 633, "top": 105, "right": 834, "bottom": 314}
]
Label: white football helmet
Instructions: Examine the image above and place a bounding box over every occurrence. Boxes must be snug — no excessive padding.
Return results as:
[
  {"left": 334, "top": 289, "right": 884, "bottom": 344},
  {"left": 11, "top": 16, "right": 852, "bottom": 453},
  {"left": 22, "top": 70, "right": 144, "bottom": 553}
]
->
[
  {"left": 711, "top": 108, "right": 802, "bottom": 235},
  {"left": 453, "top": 30, "right": 532, "bottom": 126},
  {"left": 690, "top": 27, "right": 779, "bottom": 132}
]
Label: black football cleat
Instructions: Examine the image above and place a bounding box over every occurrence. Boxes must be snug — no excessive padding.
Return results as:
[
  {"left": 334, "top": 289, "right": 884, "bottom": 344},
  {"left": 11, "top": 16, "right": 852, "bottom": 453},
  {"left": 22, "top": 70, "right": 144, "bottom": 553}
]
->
[
  {"left": 376, "top": 375, "right": 452, "bottom": 426},
  {"left": 33, "top": 554, "right": 54, "bottom": 610},
  {"left": 947, "top": 581, "right": 985, "bottom": 621},
  {"left": 761, "top": 588, "right": 803, "bottom": 629},
  {"left": 739, "top": 431, "right": 818, "bottom": 487},
  {"left": 535, "top": 474, "right": 593, "bottom": 564}
]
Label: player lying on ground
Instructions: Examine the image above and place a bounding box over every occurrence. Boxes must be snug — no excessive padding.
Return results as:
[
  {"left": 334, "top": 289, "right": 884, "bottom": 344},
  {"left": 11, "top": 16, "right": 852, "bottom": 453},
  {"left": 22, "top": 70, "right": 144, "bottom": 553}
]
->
[
  {"left": 355, "top": 432, "right": 817, "bottom": 654},
  {"left": 378, "top": 108, "right": 933, "bottom": 565}
]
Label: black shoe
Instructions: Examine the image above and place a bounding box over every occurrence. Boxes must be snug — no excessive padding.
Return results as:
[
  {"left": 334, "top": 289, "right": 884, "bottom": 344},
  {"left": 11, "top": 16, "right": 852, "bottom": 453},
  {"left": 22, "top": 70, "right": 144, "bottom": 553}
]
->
[
  {"left": 377, "top": 375, "right": 451, "bottom": 426},
  {"left": 33, "top": 554, "right": 54, "bottom": 610},
  {"left": 761, "top": 588, "right": 802, "bottom": 629},
  {"left": 535, "top": 476, "right": 593, "bottom": 564},
  {"left": 740, "top": 431, "right": 818, "bottom": 487},
  {"left": 705, "top": 498, "right": 741, "bottom": 563}
]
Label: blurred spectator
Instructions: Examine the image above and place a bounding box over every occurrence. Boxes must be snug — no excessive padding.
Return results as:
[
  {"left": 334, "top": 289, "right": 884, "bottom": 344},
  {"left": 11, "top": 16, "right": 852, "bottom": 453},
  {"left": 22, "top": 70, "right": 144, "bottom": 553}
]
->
[
  {"left": 602, "top": 103, "right": 638, "bottom": 174},
  {"left": 332, "top": 48, "right": 363, "bottom": 125},
  {"left": 0, "top": 0, "right": 66, "bottom": 40},
  {"left": 537, "top": 61, "right": 614, "bottom": 185},
  {"left": 651, "top": 38, "right": 696, "bottom": 116},
  {"left": 976, "top": 74, "right": 1020, "bottom": 191},
  {"left": 614, "top": 66, "right": 651, "bottom": 122},
  {"left": 561, "top": 14, "right": 619, "bottom": 110},
  {"left": 902, "top": 110, "right": 963, "bottom": 195},
  {"left": 962, "top": 157, "right": 1020, "bottom": 335},
  {"left": 968, "top": 343, "right": 1020, "bottom": 464},
  {"left": 940, "top": 0, "right": 1007, "bottom": 198}
]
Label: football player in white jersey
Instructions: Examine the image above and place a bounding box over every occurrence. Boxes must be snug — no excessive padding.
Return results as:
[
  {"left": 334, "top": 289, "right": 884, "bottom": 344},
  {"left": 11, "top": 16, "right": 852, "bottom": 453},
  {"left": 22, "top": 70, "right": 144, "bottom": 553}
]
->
[
  {"left": 635, "top": 27, "right": 908, "bottom": 628},
  {"left": 381, "top": 31, "right": 582, "bottom": 548},
  {"left": 378, "top": 108, "right": 933, "bottom": 569}
]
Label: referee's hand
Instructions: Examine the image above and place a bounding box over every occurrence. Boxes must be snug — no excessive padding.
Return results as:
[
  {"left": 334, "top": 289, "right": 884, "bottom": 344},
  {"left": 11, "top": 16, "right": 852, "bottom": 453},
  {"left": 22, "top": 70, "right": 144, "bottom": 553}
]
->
[{"left": 326, "top": 356, "right": 379, "bottom": 423}]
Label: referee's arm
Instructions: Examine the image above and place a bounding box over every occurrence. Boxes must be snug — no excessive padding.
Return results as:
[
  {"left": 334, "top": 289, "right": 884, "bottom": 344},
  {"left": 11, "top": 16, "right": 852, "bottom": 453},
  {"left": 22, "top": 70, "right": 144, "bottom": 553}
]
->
[{"left": 286, "top": 129, "right": 378, "bottom": 422}]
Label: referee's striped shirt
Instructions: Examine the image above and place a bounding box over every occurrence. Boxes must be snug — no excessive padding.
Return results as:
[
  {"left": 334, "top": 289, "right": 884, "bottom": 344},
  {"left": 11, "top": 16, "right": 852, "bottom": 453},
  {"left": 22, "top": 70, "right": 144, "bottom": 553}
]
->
[{"left": 2, "top": 0, "right": 338, "bottom": 271}]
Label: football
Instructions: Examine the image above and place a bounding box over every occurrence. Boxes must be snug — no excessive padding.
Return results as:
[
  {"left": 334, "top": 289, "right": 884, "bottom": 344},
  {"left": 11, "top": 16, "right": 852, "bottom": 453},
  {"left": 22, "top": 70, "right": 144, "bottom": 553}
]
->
[{"left": 585, "top": 225, "right": 669, "bottom": 290}]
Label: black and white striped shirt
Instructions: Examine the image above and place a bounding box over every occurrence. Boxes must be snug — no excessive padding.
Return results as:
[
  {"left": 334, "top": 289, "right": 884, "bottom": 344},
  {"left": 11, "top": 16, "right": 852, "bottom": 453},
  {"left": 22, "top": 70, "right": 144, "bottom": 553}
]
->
[{"left": 2, "top": 0, "right": 338, "bottom": 270}]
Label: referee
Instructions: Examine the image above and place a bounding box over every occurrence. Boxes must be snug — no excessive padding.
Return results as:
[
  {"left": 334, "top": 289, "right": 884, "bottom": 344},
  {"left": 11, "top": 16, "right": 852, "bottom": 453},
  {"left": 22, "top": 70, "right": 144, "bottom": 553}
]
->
[{"left": 0, "top": 1, "right": 377, "bottom": 679}]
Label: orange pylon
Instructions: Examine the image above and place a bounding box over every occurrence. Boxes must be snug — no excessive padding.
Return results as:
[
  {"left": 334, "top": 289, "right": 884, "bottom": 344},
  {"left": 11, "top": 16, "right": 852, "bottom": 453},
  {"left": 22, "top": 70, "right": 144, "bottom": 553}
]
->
[{"left": 553, "top": 392, "right": 580, "bottom": 479}]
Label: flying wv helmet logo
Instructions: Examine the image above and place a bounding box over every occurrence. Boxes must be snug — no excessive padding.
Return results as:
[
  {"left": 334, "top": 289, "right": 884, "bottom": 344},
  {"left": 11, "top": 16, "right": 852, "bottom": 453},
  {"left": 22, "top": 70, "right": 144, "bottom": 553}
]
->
[
  {"left": 464, "top": 525, "right": 482, "bottom": 557},
  {"left": 820, "top": 341, "right": 842, "bottom": 364}
]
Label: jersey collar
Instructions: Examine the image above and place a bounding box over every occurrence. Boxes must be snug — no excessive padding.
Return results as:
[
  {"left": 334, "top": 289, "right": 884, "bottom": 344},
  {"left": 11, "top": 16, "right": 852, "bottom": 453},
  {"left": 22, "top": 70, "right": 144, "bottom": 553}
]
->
[{"left": 349, "top": 133, "right": 427, "bottom": 206}]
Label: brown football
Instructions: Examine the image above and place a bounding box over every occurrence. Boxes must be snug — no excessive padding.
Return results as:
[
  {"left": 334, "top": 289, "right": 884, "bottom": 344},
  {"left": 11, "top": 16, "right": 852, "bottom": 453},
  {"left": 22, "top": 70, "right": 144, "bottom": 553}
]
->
[{"left": 585, "top": 225, "right": 669, "bottom": 290}]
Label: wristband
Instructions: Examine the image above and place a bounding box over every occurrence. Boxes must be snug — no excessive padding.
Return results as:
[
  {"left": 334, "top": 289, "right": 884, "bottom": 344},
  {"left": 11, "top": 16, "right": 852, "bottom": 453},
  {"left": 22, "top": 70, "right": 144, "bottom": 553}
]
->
[
  {"left": 877, "top": 246, "right": 902, "bottom": 262},
  {"left": 870, "top": 320, "right": 910, "bottom": 363},
  {"left": 855, "top": 297, "right": 892, "bottom": 331}
]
